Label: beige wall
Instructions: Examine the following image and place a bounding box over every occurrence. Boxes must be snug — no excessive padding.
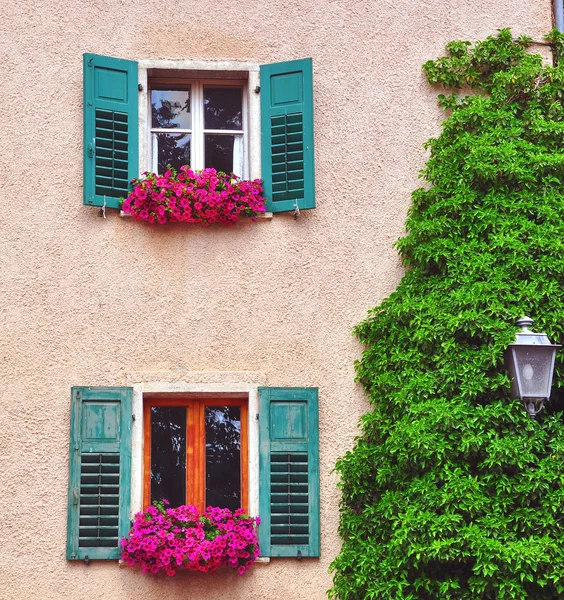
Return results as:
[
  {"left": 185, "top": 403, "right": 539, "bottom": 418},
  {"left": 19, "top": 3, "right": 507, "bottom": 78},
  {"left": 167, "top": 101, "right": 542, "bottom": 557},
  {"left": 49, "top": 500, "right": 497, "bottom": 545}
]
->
[{"left": 0, "top": 1, "right": 552, "bottom": 598}]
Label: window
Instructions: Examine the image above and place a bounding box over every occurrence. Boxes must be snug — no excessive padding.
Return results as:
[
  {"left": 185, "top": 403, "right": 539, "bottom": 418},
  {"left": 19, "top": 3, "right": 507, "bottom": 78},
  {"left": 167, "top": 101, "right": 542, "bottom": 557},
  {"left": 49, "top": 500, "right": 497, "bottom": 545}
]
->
[
  {"left": 143, "top": 395, "right": 248, "bottom": 512},
  {"left": 67, "top": 385, "right": 320, "bottom": 560},
  {"left": 150, "top": 80, "right": 246, "bottom": 177},
  {"left": 83, "top": 54, "right": 316, "bottom": 213}
]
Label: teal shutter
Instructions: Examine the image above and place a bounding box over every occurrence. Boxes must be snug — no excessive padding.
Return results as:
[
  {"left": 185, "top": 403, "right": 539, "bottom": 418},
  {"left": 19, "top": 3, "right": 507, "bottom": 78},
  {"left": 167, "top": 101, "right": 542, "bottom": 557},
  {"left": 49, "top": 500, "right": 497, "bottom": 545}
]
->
[
  {"left": 259, "top": 387, "right": 320, "bottom": 557},
  {"left": 83, "top": 54, "right": 138, "bottom": 209},
  {"left": 67, "top": 386, "right": 133, "bottom": 560},
  {"left": 260, "top": 59, "right": 315, "bottom": 213}
]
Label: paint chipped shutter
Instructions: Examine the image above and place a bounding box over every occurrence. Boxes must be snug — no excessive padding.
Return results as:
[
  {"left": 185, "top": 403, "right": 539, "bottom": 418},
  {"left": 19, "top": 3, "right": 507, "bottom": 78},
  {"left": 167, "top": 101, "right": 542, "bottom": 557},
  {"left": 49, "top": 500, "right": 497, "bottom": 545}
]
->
[
  {"left": 260, "top": 59, "right": 315, "bottom": 213},
  {"left": 259, "top": 387, "right": 320, "bottom": 557},
  {"left": 67, "top": 386, "right": 132, "bottom": 560},
  {"left": 83, "top": 54, "right": 138, "bottom": 209}
]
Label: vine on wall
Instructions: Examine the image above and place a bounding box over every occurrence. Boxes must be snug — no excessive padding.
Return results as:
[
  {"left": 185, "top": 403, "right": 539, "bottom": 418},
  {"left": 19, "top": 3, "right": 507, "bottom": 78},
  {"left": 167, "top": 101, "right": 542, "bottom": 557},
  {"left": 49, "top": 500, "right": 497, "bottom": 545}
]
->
[{"left": 330, "top": 29, "right": 564, "bottom": 599}]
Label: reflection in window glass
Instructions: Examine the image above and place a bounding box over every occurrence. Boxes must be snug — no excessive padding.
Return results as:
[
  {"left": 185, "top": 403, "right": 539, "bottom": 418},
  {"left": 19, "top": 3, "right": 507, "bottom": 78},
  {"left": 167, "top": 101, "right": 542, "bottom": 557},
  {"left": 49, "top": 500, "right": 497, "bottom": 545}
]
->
[
  {"left": 151, "top": 407, "right": 186, "bottom": 507},
  {"left": 151, "top": 90, "right": 191, "bottom": 129},
  {"left": 205, "top": 134, "right": 243, "bottom": 176},
  {"left": 154, "top": 133, "right": 191, "bottom": 174},
  {"left": 205, "top": 406, "right": 241, "bottom": 511},
  {"left": 204, "top": 87, "right": 243, "bottom": 130}
]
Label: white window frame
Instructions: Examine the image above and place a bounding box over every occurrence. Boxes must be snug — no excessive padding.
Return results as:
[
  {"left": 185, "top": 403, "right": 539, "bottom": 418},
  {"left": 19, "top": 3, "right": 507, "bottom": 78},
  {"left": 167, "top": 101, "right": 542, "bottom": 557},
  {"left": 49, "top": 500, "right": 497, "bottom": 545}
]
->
[{"left": 138, "top": 60, "right": 261, "bottom": 181}]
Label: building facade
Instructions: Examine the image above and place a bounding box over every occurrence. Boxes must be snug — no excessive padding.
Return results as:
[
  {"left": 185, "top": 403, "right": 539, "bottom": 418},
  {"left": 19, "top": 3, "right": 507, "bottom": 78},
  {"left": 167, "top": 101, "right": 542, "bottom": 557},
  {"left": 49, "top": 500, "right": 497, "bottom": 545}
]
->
[{"left": 0, "top": 1, "right": 554, "bottom": 598}]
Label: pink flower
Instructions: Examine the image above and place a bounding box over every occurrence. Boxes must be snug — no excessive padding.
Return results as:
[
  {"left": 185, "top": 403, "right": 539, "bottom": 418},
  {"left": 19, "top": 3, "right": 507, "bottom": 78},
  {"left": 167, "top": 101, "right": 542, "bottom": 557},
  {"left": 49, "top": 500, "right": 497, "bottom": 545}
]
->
[
  {"left": 121, "top": 502, "right": 259, "bottom": 575},
  {"left": 120, "top": 168, "right": 266, "bottom": 226}
]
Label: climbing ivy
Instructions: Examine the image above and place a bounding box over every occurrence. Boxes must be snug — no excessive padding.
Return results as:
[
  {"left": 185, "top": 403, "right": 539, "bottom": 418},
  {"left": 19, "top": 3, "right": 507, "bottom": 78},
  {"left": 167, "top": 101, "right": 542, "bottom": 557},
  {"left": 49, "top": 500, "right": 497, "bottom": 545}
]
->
[{"left": 330, "top": 29, "right": 564, "bottom": 600}]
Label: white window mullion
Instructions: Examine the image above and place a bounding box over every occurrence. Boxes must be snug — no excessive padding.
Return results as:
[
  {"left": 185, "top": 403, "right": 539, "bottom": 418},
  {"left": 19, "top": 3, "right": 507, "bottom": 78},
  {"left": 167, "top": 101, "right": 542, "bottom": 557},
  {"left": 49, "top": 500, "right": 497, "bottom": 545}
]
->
[
  {"left": 192, "top": 82, "right": 204, "bottom": 170},
  {"left": 202, "top": 129, "right": 244, "bottom": 135},
  {"left": 152, "top": 133, "right": 158, "bottom": 173}
]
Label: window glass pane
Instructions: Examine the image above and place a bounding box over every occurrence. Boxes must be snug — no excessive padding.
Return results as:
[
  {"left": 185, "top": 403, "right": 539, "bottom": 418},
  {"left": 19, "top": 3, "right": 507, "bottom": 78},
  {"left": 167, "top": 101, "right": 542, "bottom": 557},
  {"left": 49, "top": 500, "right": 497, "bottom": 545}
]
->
[
  {"left": 205, "top": 134, "right": 244, "bottom": 175},
  {"left": 151, "top": 89, "right": 191, "bottom": 129},
  {"left": 204, "top": 86, "right": 242, "bottom": 130},
  {"left": 151, "top": 407, "right": 186, "bottom": 508},
  {"left": 205, "top": 406, "right": 241, "bottom": 511},
  {"left": 154, "top": 133, "right": 191, "bottom": 174}
]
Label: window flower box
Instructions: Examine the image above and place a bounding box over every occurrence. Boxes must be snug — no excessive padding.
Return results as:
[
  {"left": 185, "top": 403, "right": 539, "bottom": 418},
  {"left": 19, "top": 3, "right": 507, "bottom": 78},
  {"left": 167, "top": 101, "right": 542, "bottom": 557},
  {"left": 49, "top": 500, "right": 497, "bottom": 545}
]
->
[
  {"left": 120, "top": 167, "right": 266, "bottom": 225},
  {"left": 121, "top": 502, "right": 260, "bottom": 575}
]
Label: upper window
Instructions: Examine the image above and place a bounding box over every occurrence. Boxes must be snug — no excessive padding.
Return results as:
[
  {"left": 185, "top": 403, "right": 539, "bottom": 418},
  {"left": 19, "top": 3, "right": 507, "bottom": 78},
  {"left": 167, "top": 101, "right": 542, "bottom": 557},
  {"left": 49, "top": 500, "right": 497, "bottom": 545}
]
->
[
  {"left": 143, "top": 395, "right": 248, "bottom": 512},
  {"left": 150, "top": 81, "right": 246, "bottom": 177},
  {"left": 83, "top": 54, "right": 316, "bottom": 214}
]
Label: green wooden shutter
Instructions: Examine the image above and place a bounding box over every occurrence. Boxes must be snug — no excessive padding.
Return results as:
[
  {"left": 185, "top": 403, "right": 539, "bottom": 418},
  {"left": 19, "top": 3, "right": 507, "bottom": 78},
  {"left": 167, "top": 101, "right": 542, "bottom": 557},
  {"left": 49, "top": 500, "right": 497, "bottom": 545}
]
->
[
  {"left": 259, "top": 387, "right": 320, "bottom": 557},
  {"left": 83, "top": 54, "right": 138, "bottom": 209},
  {"left": 260, "top": 59, "right": 315, "bottom": 213},
  {"left": 67, "top": 386, "right": 133, "bottom": 560}
]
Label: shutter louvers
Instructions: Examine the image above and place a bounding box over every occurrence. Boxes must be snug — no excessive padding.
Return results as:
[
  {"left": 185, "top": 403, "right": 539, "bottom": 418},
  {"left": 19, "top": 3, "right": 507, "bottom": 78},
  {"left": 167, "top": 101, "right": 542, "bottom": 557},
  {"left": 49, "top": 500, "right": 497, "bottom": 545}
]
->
[
  {"left": 67, "top": 387, "right": 132, "bottom": 560},
  {"left": 83, "top": 54, "right": 138, "bottom": 209},
  {"left": 260, "top": 59, "right": 315, "bottom": 213},
  {"left": 270, "top": 452, "right": 310, "bottom": 546},
  {"left": 259, "top": 387, "right": 320, "bottom": 557},
  {"left": 79, "top": 453, "right": 120, "bottom": 548}
]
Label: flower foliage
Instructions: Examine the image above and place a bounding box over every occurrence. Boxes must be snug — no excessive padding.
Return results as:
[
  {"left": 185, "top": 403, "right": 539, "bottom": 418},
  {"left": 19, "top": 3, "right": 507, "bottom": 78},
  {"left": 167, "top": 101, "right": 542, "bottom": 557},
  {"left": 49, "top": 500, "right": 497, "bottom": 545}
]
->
[
  {"left": 121, "top": 501, "right": 260, "bottom": 575},
  {"left": 121, "top": 167, "right": 266, "bottom": 225},
  {"left": 330, "top": 29, "right": 564, "bottom": 599}
]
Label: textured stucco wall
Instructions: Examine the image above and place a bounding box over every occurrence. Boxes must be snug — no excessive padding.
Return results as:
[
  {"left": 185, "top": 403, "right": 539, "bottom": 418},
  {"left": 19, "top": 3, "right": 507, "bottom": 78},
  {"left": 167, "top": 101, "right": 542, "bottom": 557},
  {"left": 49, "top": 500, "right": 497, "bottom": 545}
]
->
[{"left": 0, "top": 1, "right": 553, "bottom": 599}]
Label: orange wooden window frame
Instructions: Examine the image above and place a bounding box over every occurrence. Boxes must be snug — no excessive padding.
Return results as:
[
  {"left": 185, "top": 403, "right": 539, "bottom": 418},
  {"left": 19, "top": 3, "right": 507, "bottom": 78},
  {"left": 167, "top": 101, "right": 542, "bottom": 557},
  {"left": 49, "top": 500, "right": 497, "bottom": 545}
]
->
[{"left": 143, "top": 397, "right": 248, "bottom": 513}]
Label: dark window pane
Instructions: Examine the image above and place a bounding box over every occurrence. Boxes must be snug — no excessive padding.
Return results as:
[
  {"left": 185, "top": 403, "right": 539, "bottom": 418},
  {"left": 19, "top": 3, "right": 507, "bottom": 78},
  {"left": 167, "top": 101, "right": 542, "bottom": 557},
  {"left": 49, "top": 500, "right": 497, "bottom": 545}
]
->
[
  {"left": 155, "top": 133, "right": 191, "bottom": 174},
  {"left": 204, "top": 86, "right": 242, "bottom": 130},
  {"left": 205, "top": 406, "right": 241, "bottom": 511},
  {"left": 151, "top": 407, "right": 186, "bottom": 508},
  {"left": 204, "top": 134, "right": 235, "bottom": 174},
  {"left": 151, "top": 90, "right": 191, "bottom": 129}
]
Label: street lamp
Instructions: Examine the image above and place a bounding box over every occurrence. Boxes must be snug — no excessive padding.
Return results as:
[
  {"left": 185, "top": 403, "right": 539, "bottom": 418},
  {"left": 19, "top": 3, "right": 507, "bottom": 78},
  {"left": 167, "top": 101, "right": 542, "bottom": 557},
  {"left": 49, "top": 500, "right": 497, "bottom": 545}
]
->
[{"left": 506, "top": 317, "right": 561, "bottom": 418}]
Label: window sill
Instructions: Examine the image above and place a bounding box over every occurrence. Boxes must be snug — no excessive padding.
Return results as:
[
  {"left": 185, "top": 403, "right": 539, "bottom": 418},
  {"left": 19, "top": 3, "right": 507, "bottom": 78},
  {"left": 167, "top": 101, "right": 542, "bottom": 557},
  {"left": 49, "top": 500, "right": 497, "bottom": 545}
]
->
[
  {"left": 119, "top": 211, "right": 273, "bottom": 219},
  {"left": 119, "top": 556, "right": 271, "bottom": 568}
]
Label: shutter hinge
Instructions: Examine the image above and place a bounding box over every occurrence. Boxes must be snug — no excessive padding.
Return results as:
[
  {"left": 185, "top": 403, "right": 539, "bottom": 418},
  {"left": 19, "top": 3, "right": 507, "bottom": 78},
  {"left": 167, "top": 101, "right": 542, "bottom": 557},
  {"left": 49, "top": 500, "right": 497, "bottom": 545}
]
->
[
  {"left": 138, "top": 83, "right": 143, "bottom": 92},
  {"left": 76, "top": 391, "right": 81, "bottom": 400},
  {"left": 255, "top": 413, "right": 259, "bottom": 421},
  {"left": 293, "top": 201, "right": 300, "bottom": 220},
  {"left": 84, "top": 555, "right": 90, "bottom": 565},
  {"left": 88, "top": 142, "right": 94, "bottom": 158},
  {"left": 72, "top": 488, "right": 79, "bottom": 505},
  {"left": 88, "top": 58, "right": 93, "bottom": 67},
  {"left": 297, "top": 550, "right": 302, "bottom": 561},
  {"left": 98, "top": 196, "right": 107, "bottom": 218},
  {"left": 132, "top": 414, "right": 136, "bottom": 421},
  {"left": 254, "top": 86, "right": 260, "bottom": 94}
]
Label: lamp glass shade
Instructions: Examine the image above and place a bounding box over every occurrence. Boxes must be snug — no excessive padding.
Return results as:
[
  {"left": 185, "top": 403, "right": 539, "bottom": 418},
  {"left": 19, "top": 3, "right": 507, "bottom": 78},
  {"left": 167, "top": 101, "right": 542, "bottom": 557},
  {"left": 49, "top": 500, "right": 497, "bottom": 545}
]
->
[{"left": 510, "top": 345, "right": 557, "bottom": 399}]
